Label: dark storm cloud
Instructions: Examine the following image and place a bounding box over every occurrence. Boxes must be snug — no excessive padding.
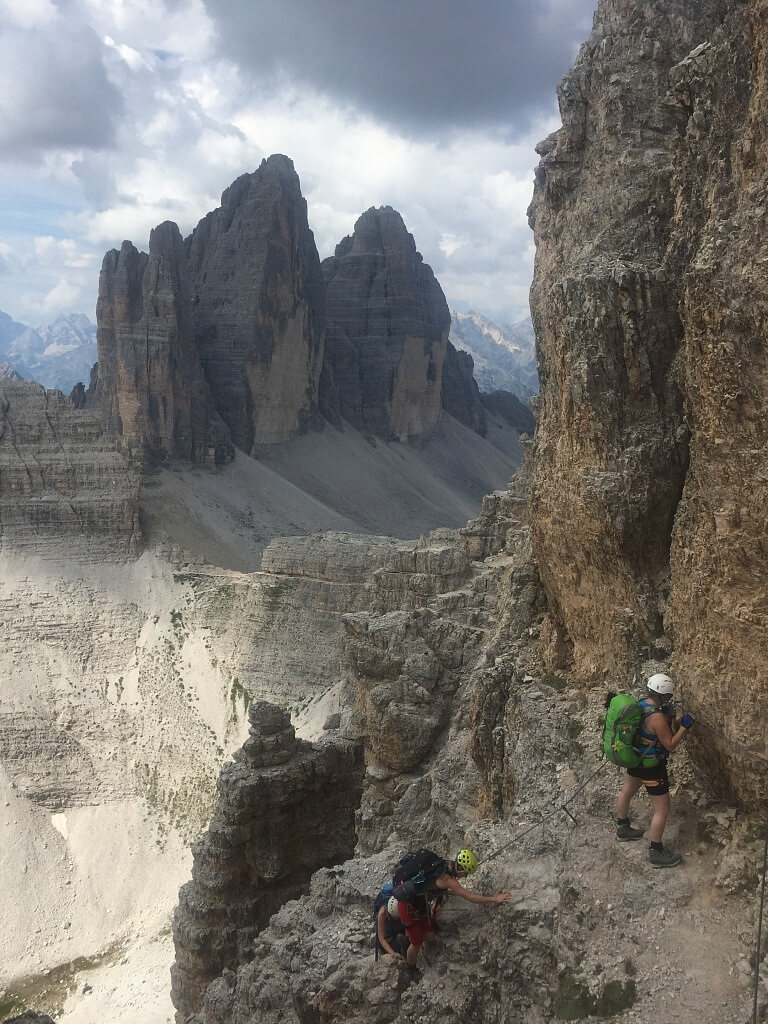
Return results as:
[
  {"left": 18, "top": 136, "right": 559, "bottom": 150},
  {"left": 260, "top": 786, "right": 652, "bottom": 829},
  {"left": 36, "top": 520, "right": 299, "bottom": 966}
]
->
[
  {"left": 203, "top": 0, "right": 596, "bottom": 133},
  {"left": 0, "top": 19, "right": 123, "bottom": 153}
]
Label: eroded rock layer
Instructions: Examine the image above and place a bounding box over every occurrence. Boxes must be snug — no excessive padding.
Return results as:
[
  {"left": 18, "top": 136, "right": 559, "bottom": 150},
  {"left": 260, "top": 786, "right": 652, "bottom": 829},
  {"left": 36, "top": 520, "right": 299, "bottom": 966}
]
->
[
  {"left": 171, "top": 700, "right": 363, "bottom": 1021},
  {"left": 529, "top": 0, "right": 768, "bottom": 797},
  {"left": 321, "top": 207, "right": 449, "bottom": 439},
  {"left": 0, "top": 379, "right": 140, "bottom": 561}
]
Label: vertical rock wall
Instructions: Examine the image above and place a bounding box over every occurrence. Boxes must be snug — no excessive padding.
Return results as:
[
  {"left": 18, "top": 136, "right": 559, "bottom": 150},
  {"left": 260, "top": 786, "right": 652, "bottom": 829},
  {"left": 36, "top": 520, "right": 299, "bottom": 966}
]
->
[
  {"left": 171, "top": 701, "right": 363, "bottom": 1022},
  {"left": 187, "top": 158, "right": 326, "bottom": 452},
  {"left": 97, "top": 227, "right": 233, "bottom": 467},
  {"left": 665, "top": 2, "right": 768, "bottom": 803},
  {"left": 529, "top": 0, "right": 768, "bottom": 800},
  {"left": 528, "top": 0, "right": 724, "bottom": 679},
  {"left": 322, "top": 207, "right": 449, "bottom": 439}
]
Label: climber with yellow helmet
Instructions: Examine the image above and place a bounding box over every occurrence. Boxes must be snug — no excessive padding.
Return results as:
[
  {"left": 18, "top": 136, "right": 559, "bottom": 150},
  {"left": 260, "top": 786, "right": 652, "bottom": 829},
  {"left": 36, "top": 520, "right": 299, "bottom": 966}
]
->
[{"left": 391, "top": 847, "right": 512, "bottom": 980}]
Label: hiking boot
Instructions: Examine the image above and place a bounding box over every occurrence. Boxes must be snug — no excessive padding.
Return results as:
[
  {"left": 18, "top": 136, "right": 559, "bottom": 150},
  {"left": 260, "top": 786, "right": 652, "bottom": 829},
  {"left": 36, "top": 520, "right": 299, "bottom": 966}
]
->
[
  {"left": 616, "top": 821, "right": 644, "bottom": 842},
  {"left": 405, "top": 965, "right": 423, "bottom": 984},
  {"left": 649, "top": 845, "right": 682, "bottom": 868}
]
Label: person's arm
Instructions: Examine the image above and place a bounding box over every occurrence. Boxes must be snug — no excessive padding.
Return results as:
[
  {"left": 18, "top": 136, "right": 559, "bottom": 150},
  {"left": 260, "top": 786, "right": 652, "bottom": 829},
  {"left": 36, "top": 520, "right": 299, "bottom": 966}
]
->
[
  {"left": 650, "top": 710, "right": 692, "bottom": 752},
  {"left": 376, "top": 908, "right": 401, "bottom": 958},
  {"left": 436, "top": 875, "right": 511, "bottom": 905}
]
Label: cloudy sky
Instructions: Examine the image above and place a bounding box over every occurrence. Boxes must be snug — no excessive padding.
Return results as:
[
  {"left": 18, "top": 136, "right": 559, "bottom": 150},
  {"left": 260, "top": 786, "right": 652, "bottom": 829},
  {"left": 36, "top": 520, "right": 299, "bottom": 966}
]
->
[{"left": 0, "top": 0, "right": 595, "bottom": 328}]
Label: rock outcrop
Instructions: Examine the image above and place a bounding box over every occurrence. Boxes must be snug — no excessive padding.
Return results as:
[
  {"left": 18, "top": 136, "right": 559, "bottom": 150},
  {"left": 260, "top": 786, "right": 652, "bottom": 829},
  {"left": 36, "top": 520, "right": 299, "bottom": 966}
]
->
[
  {"left": 97, "top": 226, "right": 233, "bottom": 468},
  {"left": 0, "top": 379, "right": 140, "bottom": 561},
  {"left": 171, "top": 700, "right": 363, "bottom": 1021},
  {"left": 527, "top": 0, "right": 768, "bottom": 801},
  {"left": 321, "top": 207, "right": 449, "bottom": 439},
  {"left": 96, "top": 155, "right": 325, "bottom": 464},
  {"left": 440, "top": 342, "right": 487, "bottom": 435}
]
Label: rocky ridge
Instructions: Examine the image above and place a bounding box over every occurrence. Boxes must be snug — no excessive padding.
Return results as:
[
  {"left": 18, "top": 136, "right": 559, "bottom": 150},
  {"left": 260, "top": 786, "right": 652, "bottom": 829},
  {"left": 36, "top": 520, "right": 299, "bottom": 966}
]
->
[{"left": 528, "top": 0, "right": 768, "bottom": 802}]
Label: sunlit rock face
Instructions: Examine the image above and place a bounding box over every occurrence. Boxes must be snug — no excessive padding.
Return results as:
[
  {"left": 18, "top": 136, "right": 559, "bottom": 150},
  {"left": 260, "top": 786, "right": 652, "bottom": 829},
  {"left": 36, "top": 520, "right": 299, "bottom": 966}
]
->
[
  {"left": 96, "top": 155, "right": 325, "bottom": 464},
  {"left": 321, "top": 206, "right": 450, "bottom": 439},
  {"left": 529, "top": 0, "right": 768, "bottom": 802}
]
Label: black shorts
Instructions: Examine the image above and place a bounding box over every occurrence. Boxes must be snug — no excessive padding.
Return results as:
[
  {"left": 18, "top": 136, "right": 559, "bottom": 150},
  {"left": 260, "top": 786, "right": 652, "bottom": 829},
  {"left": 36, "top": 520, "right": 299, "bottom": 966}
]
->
[{"left": 627, "top": 761, "right": 670, "bottom": 796}]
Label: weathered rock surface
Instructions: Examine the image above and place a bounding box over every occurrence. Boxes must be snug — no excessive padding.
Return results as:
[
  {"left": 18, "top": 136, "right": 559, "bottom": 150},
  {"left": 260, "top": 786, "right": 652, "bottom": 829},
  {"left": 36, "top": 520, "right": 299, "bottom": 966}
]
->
[
  {"left": 0, "top": 379, "right": 140, "bottom": 561},
  {"left": 188, "top": 157, "right": 326, "bottom": 452},
  {"left": 97, "top": 226, "right": 233, "bottom": 468},
  {"left": 176, "top": 469, "right": 759, "bottom": 1024},
  {"left": 321, "top": 207, "right": 449, "bottom": 439},
  {"left": 528, "top": 0, "right": 768, "bottom": 801},
  {"left": 440, "top": 342, "right": 487, "bottom": 435},
  {"left": 171, "top": 700, "right": 363, "bottom": 1020},
  {"left": 96, "top": 155, "right": 325, "bottom": 464}
]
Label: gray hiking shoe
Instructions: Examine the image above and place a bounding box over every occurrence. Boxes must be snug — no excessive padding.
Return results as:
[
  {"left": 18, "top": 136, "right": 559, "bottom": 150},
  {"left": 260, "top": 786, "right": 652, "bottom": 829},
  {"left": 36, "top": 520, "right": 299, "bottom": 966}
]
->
[
  {"left": 649, "top": 845, "right": 682, "bottom": 868},
  {"left": 616, "top": 821, "right": 644, "bottom": 841}
]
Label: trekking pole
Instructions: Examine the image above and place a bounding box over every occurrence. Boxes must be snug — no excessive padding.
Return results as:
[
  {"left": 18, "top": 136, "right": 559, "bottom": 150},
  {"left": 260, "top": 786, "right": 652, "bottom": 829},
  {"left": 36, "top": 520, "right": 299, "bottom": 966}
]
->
[{"left": 754, "top": 820, "right": 768, "bottom": 1024}]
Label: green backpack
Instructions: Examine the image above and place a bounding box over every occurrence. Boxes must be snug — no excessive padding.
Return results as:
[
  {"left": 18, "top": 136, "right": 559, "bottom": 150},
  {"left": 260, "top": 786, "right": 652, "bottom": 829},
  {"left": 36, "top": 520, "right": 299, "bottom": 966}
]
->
[{"left": 603, "top": 694, "right": 659, "bottom": 768}]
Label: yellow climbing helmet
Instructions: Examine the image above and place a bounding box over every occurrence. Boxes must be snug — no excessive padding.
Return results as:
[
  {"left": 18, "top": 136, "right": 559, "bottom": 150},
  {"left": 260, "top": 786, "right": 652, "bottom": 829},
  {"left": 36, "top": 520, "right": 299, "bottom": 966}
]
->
[{"left": 456, "top": 849, "right": 478, "bottom": 874}]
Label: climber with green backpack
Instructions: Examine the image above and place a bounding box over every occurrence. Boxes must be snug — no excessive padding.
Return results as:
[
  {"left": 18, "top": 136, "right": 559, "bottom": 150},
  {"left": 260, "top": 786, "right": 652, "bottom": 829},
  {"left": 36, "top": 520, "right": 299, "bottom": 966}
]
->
[{"left": 604, "top": 673, "right": 694, "bottom": 868}]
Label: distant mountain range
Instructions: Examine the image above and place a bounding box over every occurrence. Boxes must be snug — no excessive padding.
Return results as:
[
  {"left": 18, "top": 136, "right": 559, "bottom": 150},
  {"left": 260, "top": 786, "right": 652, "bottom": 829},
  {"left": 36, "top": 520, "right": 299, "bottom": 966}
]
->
[
  {"left": 449, "top": 309, "right": 538, "bottom": 400},
  {"left": 0, "top": 305, "right": 540, "bottom": 403},
  {"left": 0, "top": 310, "right": 96, "bottom": 393}
]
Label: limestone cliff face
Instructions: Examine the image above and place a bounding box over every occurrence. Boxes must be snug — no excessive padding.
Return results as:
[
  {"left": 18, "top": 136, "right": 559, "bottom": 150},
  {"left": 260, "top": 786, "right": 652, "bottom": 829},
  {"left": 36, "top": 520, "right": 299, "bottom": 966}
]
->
[
  {"left": 0, "top": 379, "right": 140, "bottom": 561},
  {"left": 97, "top": 226, "right": 233, "bottom": 467},
  {"left": 321, "top": 207, "right": 449, "bottom": 439},
  {"left": 187, "top": 157, "right": 326, "bottom": 451},
  {"left": 529, "top": 0, "right": 767, "bottom": 799},
  {"left": 96, "top": 155, "right": 325, "bottom": 463}
]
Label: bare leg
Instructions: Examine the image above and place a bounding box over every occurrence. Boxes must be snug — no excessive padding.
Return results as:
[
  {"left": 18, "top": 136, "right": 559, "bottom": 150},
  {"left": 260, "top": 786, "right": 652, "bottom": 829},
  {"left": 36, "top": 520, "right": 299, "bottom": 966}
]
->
[
  {"left": 617, "top": 776, "right": 644, "bottom": 819},
  {"left": 406, "top": 943, "right": 419, "bottom": 966},
  {"left": 649, "top": 793, "right": 670, "bottom": 843}
]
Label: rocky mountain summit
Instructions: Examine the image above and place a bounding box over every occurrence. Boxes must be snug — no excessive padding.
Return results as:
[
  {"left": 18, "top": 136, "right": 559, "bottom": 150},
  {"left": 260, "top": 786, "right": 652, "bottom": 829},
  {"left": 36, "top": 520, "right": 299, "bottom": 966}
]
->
[
  {"left": 96, "top": 161, "right": 497, "bottom": 467},
  {"left": 0, "top": 361, "right": 23, "bottom": 380},
  {"left": 321, "top": 207, "right": 449, "bottom": 439}
]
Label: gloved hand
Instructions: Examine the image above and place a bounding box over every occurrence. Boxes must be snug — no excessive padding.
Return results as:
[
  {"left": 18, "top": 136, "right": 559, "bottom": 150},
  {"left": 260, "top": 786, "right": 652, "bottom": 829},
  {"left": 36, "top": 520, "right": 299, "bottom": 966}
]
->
[{"left": 681, "top": 713, "right": 694, "bottom": 729}]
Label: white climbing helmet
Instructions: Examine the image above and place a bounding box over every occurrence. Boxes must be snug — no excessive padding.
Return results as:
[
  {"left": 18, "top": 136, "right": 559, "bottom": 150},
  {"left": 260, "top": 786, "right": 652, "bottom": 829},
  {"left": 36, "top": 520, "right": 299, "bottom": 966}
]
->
[
  {"left": 647, "top": 673, "right": 674, "bottom": 695},
  {"left": 387, "top": 896, "right": 400, "bottom": 918}
]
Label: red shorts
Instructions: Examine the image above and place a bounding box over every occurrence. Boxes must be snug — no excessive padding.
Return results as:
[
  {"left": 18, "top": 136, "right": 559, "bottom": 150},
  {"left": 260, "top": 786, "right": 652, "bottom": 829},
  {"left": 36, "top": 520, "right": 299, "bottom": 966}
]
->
[{"left": 398, "top": 902, "right": 435, "bottom": 947}]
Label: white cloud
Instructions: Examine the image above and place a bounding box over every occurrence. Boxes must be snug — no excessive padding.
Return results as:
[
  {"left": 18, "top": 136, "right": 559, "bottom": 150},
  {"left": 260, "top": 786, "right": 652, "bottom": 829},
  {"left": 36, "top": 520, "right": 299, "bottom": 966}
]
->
[
  {"left": 0, "top": 0, "right": 580, "bottom": 327},
  {"left": 0, "top": 0, "right": 58, "bottom": 30},
  {"left": 41, "top": 277, "right": 82, "bottom": 314}
]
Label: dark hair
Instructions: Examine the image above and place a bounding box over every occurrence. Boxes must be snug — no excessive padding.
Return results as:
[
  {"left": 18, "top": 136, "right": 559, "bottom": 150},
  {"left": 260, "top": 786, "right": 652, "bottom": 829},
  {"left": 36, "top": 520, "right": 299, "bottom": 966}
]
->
[{"left": 604, "top": 691, "right": 617, "bottom": 709}]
